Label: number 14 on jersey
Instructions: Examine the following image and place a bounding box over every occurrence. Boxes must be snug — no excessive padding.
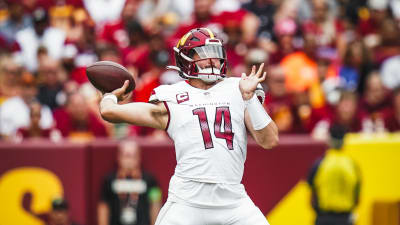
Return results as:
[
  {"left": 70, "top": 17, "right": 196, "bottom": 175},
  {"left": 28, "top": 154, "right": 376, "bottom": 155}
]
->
[{"left": 192, "top": 107, "right": 234, "bottom": 150}]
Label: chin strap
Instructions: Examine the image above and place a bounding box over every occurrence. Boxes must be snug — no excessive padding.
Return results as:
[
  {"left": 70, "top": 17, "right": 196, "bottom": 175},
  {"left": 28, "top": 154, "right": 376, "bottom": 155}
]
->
[{"left": 166, "top": 65, "right": 225, "bottom": 81}]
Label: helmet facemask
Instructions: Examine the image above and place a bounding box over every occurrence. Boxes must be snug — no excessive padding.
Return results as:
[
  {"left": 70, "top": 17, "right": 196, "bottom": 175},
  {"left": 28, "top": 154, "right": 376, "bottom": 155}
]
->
[
  {"left": 185, "top": 43, "right": 227, "bottom": 83},
  {"left": 192, "top": 54, "right": 225, "bottom": 84}
]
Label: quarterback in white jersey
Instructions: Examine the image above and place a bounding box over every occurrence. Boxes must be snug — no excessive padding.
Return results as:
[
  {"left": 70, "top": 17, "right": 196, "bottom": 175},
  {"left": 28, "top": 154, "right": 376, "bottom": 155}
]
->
[{"left": 100, "top": 28, "right": 279, "bottom": 225}]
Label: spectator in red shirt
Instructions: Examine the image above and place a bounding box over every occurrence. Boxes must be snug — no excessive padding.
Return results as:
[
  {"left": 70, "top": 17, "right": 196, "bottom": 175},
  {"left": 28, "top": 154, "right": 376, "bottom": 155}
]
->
[
  {"left": 223, "top": 20, "right": 245, "bottom": 74},
  {"left": 384, "top": 87, "right": 400, "bottom": 132},
  {"left": 122, "top": 20, "right": 151, "bottom": 74},
  {"left": 264, "top": 64, "right": 307, "bottom": 133},
  {"left": 357, "top": 0, "right": 389, "bottom": 37},
  {"left": 359, "top": 72, "right": 392, "bottom": 133},
  {"left": 371, "top": 18, "right": 400, "bottom": 65},
  {"left": 301, "top": 0, "right": 344, "bottom": 49},
  {"left": 132, "top": 34, "right": 168, "bottom": 103},
  {"left": 312, "top": 91, "right": 362, "bottom": 140},
  {"left": 15, "top": 101, "right": 61, "bottom": 141},
  {"left": 97, "top": 0, "right": 141, "bottom": 50},
  {"left": 53, "top": 92, "right": 108, "bottom": 140},
  {"left": 129, "top": 34, "right": 170, "bottom": 138}
]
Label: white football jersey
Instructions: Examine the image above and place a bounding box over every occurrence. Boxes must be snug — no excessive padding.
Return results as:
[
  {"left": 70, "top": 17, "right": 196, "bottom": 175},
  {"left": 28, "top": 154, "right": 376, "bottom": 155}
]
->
[
  {"left": 149, "top": 77, "right": 267, "bottom": 208},
  {"left": 150, "top": 77, "right": 249, "bottom": 184}
]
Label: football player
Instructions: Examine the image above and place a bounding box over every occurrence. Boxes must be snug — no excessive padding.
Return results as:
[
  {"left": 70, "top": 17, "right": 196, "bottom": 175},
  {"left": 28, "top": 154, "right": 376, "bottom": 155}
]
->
[{"left": 100, "top": 28, "right": 279, "bottom": 225}]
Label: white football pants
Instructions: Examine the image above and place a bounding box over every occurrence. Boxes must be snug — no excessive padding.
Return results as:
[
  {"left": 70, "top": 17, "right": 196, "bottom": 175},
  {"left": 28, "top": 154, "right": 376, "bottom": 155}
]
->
[{"left": 154, "top": 196, "right": 270, "bottom": 225}]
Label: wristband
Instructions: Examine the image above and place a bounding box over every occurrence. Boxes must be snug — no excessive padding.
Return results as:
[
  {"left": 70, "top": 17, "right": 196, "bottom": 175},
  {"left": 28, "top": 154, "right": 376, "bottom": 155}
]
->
[
  {"left": 102, "top": 94, "right": 118, "bottom": 104},
  {"left": 245, "top": 95, "right": 272, "bottom": 130}
]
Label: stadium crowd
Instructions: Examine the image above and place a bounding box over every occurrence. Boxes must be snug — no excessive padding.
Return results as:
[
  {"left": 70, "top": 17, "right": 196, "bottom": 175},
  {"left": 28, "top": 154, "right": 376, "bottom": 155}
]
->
[{"left": 0, "top": 0, "right": 400, "bottom": 142}]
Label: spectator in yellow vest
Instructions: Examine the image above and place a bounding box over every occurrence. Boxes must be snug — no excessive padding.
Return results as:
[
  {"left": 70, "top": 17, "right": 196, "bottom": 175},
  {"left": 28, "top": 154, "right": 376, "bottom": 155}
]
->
[{"left": 307, "top": 124, "right": 361, "bottom": 225}]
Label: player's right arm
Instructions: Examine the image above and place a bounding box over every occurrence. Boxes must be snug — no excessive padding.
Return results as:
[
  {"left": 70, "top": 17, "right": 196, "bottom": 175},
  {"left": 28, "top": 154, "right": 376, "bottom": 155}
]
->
[{"left": 100, "top": 81, "right": 169, "bottom": 130}]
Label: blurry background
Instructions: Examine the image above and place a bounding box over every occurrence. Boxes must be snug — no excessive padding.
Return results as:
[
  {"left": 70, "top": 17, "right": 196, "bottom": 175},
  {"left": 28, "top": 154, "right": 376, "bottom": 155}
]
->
[{"left": 0, "top": 0, "right": 399, "bottom": 224}]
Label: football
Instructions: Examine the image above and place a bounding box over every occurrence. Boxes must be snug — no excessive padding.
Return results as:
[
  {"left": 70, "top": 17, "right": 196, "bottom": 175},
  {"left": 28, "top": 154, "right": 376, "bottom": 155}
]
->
[{"left": 86, "top": 61, "right": 135, "bottom": 94}]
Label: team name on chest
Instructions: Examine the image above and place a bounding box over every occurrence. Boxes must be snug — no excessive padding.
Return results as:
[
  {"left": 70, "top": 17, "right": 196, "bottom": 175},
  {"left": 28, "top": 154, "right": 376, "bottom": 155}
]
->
[{"left": 189, "top": 102, "right": 231, "bottom": 107}]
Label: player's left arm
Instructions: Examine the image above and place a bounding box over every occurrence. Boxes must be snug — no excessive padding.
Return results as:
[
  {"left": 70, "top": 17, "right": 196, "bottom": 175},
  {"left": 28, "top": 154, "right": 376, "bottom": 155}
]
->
[
  {"left": 241, "top": 63, "right": 279, "bottom": 149},
  {"left": 245, "top": 111, "right": 278, "bottom": 149}
]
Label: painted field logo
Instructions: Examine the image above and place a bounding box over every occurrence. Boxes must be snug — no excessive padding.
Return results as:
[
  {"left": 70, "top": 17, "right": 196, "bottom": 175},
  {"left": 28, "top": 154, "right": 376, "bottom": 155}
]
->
[{"left": 176, "top": 92, "right": 189, "bottom": 104}]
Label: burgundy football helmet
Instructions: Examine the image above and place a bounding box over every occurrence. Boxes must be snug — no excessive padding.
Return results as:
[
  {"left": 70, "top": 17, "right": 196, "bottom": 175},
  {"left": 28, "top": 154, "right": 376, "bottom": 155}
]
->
[{"left": 167, "top": 28, "right": 227, "bottom": 83}]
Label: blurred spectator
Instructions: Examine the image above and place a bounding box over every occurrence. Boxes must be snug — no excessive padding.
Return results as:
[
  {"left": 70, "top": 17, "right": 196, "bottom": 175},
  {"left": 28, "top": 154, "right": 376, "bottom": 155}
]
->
[
  {"left": 359, "top": 72, "right": 391, "bottom": 133},
  {"left": 384, "top": 87, "right": 400, "bottom": 132},
  {"left": 358, "top": 0, "right": 389, "bottom": 36},
  {"left": 242, "top": 48, "right": 269, "bottom": 75},
  {"left": 302, "top": 0, "right": 344, "bottom": 49},
  {"left": 122, "top": 21, "right": 151, "bottom": 74},
  {"left": 264, "top": 64, "right": 311, "bottom": 133},
  {"left": 321, "top": 39, "right": 374, "bottom": 97},
  {"left": 14, "top": 8, "right": 67, "bottom": 71},
  {"left": 242, "top": 0, "right": 276, "bottom": 41},
  {"left": 213, "top": 0, "right": 242, "bottom": 13},
  {"left": 358, "top": 0, "right": 392, "bottom": 51},
  {"left": 273, "top": 0, "right": 300, "bottom": 23},
  {"left": 37, "top": 56, "right": 66, "bottom": 109},
  {"left": 335, "top": 0, "right": 365, "bottom": 26},
  {"left": 280, "top": 33, "right": 319, "bottom": 93},
  {"left": 128, "top": 34, "right": 171, "bottom": 138},
  {"left": 62, "top": 8, "right": 96, "bottom": 69},
  {"left": 297, "top": 0, "right": 339, "bottom": 23},
  {"left": 0, "top": 0, "right": 32, "bottom": 47},
  {"left": 53, "top": 92, "right": 108, "bottom": 140},
  {"left": 380, "top": 54, "right": 400, "bottom": 90},
  {"left": 98, "top": 140, "right": 162, "bottom": 225},
  {"left": 66, "top": 9, "right": 98, "bottom": 85},
  {"left": 292, "top": 90, "right": 314, "bottom": 133},
  {"left": 48, "top": 4, "right": 73, "bottom": 32},
  {"left": 97, "top": 0, "right": 141, "bottom": 50},
  {"left": 223, "top": 20, "right": 246, "bottom": 74},
  {"left": 264, "top": 64, "right": 297, "bottom": 133},
  {"left": 339, "top": 40, "right": 373, "bottom": 94},
  {"left": 269, "top": 18, "right": 298, "bottom": 64},
  {"left": 0, "top": 54, "right": 22, "bottom": 103},
  {"left": 308, "top": 124, "right": 361, "bottom": 225},
  {"left": 307, "top": 51, "right": 338, "bottom": 109},
  {"left": 97, "top": 44, "right": 123, "bottom": 65},
  {"left": 47, "top": 197, "right": 81, "bottom": 225},
  {"left": 0, "top": 72, "right": 53, "bottom": 138},
  {"left": 132, "top": 34, "right": 168, "bottom": 103},
  {"left": 15, "top": 101, "right": 61, "bottom": 142},
  {"left": 312, "top": 91, "right": 362, "bottom": 141},
  {"left": 84, "top": 0, "right": 126, "bottom": 26},
  {"left": 371, "top": 17, "right": 400, "bottom": 64},
  {"left": 135, "top": 0, "right": 181, "bottom": 35}
]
